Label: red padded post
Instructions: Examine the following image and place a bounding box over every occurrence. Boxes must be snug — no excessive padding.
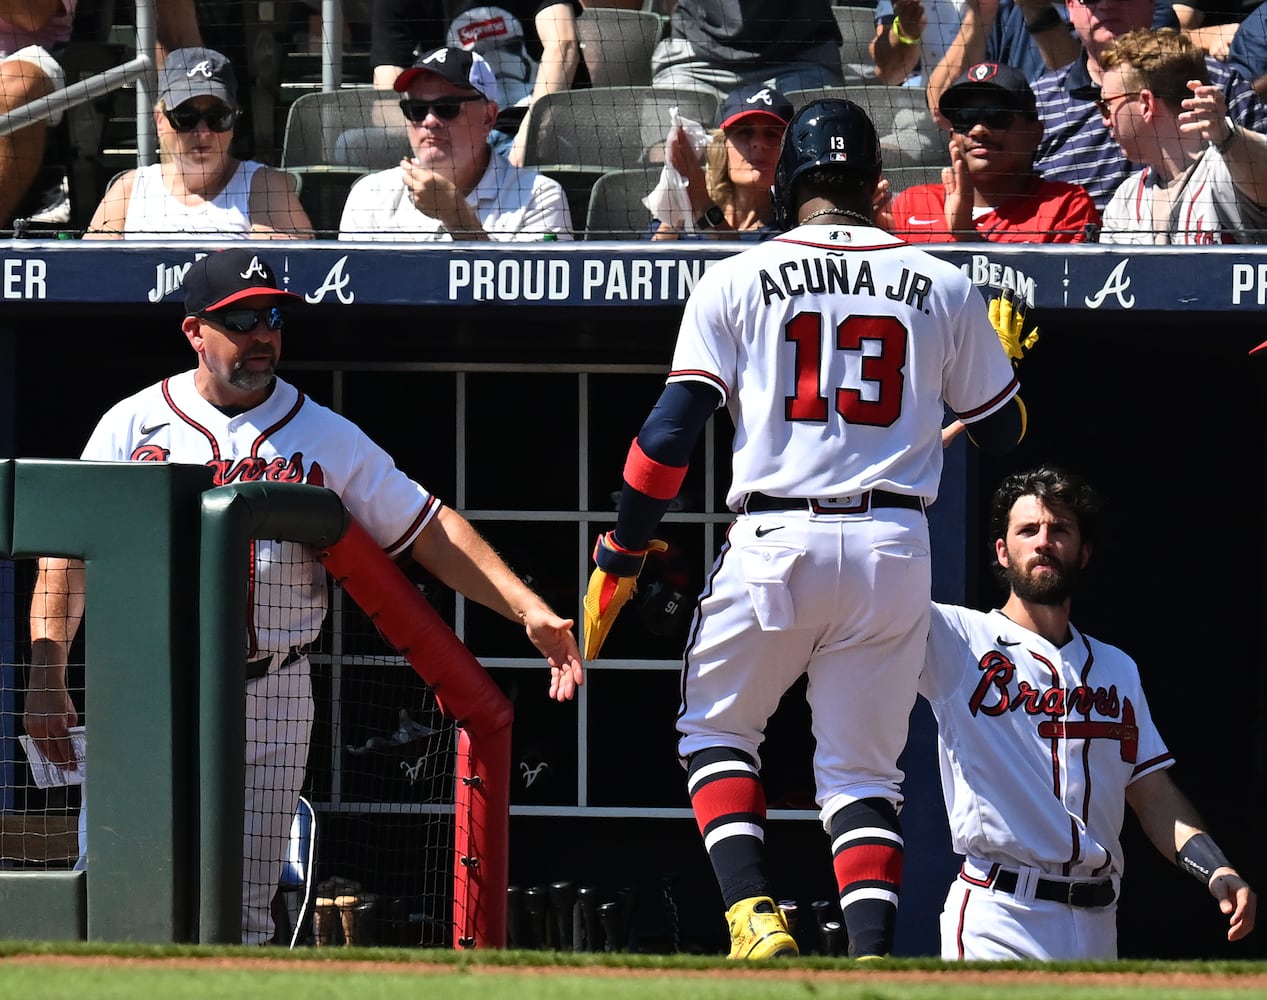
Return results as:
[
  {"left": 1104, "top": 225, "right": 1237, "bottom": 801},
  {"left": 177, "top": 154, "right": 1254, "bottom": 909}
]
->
[{"left": 320, "top": 515, "right": 512, "bottom": 948}]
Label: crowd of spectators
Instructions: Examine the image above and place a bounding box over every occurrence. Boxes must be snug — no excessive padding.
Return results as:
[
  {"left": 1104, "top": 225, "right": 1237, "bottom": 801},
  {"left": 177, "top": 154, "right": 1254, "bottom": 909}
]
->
[{"left": 8, "top": 0, "right": 1267, "bottom": 242}]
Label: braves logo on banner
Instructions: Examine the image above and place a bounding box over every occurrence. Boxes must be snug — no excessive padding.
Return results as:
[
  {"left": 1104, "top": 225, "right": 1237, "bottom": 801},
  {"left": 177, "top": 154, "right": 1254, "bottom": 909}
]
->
[{"left": 1085, "top": 259, "right": 1136, "bottom": 309}]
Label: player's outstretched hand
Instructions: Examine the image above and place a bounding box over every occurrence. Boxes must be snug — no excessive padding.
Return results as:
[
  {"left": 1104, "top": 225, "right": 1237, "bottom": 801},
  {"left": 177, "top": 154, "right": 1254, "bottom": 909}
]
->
[
  {"left": 1210, "top": 868, "right": 1257, "bottom": 941},
  {"left": 988, "top": 287, "right": 1039, "bottom": 367},
  {"left": 521, "top": 606, "right": 584, "bottom": 702},
  {"left": 583, "top": 532, "right": 668, "bottom": 660}
]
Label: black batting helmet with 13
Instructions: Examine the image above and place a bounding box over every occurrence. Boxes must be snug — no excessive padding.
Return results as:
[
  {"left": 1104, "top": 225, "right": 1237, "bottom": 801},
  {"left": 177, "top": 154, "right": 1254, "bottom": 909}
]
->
[{"left": 771, "top": 99, "right": 883, "bottom": 231}]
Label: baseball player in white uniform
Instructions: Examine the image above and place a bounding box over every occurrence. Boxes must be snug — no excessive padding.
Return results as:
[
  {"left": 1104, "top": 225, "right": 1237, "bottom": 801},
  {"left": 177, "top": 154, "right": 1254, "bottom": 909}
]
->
[
  {"left": 25, "top": 248, "right": 582, "bottom": 945},
  {"left": 922, "top": 466, "right": 1256, "bottom": 959},
  {"left": 574, "top": 99, "right": 1027, "bottom": 959}
]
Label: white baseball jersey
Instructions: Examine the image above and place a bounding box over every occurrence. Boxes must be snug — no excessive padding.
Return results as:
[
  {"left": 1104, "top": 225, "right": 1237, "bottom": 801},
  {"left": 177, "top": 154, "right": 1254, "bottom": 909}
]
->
[
  {"left": 921, "top": 603, "right": 1173, "bottom": 877},
  {"left": 81, "top": 370, "right": 439, "bottom": 656},
  {"left": 667, "top": 222, "right": 1020, "bottom": 511},
  {"left": 1099, "top": 144, "right": 1267, "bottom": 245},
  {"left": 122, "top": 160, "right": 263, "bottom": 239}
]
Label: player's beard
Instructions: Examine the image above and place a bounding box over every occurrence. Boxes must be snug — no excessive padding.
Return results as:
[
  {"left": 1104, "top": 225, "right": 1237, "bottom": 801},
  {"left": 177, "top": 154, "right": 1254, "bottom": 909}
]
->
[{"left": 1004, "top": 551, "right": 1081, "bottom": 606}]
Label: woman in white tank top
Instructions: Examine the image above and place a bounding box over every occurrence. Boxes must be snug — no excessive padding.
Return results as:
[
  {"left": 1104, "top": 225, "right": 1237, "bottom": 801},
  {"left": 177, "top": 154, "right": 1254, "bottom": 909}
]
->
[{"left": 82, "top": 46, "right": 312, "bottom": 240}]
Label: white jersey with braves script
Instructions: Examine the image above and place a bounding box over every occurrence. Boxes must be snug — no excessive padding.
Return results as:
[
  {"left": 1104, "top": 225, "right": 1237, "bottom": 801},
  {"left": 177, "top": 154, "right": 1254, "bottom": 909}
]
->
[
  {"left": 1099, "top": 144, "right": 1267, "bottom": 245},
  {"left": 921, "top": 603, "right": 1173, "bottom": 877},
  {"left": 80, "top": 370, "right": 438, "bottom": 655},
  {"left": 667, "top": 223, "right": 1019, "bottom": 511}
]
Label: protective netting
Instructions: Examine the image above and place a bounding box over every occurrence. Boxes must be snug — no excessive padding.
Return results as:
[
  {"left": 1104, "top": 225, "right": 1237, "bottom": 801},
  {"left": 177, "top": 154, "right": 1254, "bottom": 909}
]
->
[
  {"left": 7, "top": 554, "right": 459, "bottom": 948},
  {"left": 6, "top": 3, "right": 1263, "bottom": 243}
]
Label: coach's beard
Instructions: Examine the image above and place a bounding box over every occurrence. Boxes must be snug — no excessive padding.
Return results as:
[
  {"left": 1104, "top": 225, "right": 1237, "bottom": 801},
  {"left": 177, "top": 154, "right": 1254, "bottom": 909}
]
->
[{"left": 230, "top": 354, "right": 276, "bottom": 391}]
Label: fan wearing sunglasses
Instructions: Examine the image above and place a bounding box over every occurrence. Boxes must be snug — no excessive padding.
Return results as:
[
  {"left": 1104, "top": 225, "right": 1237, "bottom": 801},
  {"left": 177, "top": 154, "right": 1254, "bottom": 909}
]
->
[
  {"left": 83, "top": 47, "right": 312, "bottom": 239},
  {"left": 339, "top": 46, "right": 572, "bottom": 241},
  {"left": 887, "top": 62, "right": 1100, "bottom": 241}
]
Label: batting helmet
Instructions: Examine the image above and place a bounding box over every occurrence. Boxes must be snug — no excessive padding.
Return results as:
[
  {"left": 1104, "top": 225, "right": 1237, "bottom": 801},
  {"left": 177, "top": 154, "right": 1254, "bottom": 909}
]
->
[{"left": 771, "top": 99, "right": 882, "bottom": 231}]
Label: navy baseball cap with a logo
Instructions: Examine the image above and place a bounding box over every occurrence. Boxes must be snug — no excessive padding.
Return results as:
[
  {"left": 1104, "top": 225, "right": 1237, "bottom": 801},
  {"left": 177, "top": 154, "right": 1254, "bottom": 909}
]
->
[
  {"left": 940, "top": 62, "right": 1037, "bottom": 118},
  {"left": 393, "top": 46, "right": 505, "bottom": 107},
  {"left": 717, "top": 84, "right": 794, "bottom": 130},
  {"left": 183, "top": 249, "right": 301, "bottom": 315},
  {"left": 159, "top": 47, "right": 238, "bottom": 108}
]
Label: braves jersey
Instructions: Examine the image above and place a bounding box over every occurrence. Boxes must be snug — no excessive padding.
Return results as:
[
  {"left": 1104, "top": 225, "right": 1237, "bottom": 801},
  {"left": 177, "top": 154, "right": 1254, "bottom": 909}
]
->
[
  {"left": 920, "top": 604, "right": 1173, "bottom": 877},
  {"left": 667, "top": 222, "right": 1019, "bottom": 511},
  {"left": 81, "top": 371, "right": 438, "bottom": 655},
  {"left": 891, "top": 179, "right": 1100, "bottom": 244},
  {"left": 1099, "top": 144, "right": 1267, "bottom": 245}
]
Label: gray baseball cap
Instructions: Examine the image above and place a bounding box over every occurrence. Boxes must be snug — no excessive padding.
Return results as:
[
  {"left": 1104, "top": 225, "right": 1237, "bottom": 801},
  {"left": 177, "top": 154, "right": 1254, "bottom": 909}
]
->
[{"left": 159, "top": 47, "right": 238, "bottom": 108}]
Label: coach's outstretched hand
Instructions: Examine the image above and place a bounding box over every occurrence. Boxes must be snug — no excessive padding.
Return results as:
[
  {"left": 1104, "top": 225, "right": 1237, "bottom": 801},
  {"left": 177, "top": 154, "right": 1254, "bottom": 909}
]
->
[
  {"left": 522, "top": 606, "right": 582, "bottom": 703},
  {"left": 1211, "top": 869, "right": 1257, "bottom": 942},
  {"left": 583, "top": 532, "right": 668, "bottom": 661}
]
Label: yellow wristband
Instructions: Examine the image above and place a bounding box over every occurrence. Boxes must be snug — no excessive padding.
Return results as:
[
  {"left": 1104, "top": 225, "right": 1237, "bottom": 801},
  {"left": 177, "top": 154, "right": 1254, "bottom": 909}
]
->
[{"left": 892, "top": 15, "right": 921, "bottom": 45}]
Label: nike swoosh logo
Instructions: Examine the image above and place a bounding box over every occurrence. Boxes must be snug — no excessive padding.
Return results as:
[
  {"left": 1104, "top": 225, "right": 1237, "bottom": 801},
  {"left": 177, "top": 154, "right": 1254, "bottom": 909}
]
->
[
  {"left": 755, "top": 525, "right": 784, "bottom": 537},
  {"left": 906, "top": 218, "right": 944, "bottom": 225},
  {"left": 996, "top": 637, "right": 1021, "bottom": 646},
  {"left": 140, "top": 422, "right": 169, "bottom": 435}
]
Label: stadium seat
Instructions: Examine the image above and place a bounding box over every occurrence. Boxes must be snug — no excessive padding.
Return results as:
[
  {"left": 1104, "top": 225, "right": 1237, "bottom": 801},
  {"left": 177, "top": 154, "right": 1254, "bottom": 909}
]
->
[
  {"left": 786, "top": 85, "right": 944, "bottom": 166},
  {"left": 281, "top": 89, "right": 410, "bottom": 170},
  {"left": 537, "top": 165, "right": 607, "bottom": 238},
  {"left": 584, "top": 165, "right": 661, "bottom": 240},
  {"left": 519, "top": 86, "right": 719, "bottom": 173},
  {"left": 274, "top": 794, "right": 317, "bottom": 948},
  {"left": 283, "top": 165, "right": 369, "bottom": 238},
  {"left": 832, "top": 3, "right": 881, "bottom": 84},
  {"left": 576, "top": 8, "right": 662, "bottom": 88}
]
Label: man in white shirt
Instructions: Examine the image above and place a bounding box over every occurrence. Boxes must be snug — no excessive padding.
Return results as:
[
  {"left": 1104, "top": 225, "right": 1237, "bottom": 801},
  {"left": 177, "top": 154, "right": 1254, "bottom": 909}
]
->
[{"left": 339, "top": 46, "right": 572, "bottom": 241}]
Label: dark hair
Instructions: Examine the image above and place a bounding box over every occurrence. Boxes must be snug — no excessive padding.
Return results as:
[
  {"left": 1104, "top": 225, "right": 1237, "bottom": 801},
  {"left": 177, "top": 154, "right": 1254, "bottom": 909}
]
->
[{"left": 988, "top": 466, "right": 1102, "bottom": 583}]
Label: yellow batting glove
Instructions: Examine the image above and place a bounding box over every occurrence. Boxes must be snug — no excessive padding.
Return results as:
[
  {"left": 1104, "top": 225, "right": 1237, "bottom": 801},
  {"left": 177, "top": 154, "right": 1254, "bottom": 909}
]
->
[
  {"left": 583, "top": 532, "right": 668, "bottom": 660},
  {"left": 988, "top": 288, "right": 1039, "bottom": 366}
]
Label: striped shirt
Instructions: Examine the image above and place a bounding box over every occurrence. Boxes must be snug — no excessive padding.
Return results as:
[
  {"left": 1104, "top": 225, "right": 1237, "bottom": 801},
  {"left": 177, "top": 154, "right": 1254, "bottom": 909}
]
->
[{"left": 1032, "top": 52, "right": 1267, "bottom": 211}]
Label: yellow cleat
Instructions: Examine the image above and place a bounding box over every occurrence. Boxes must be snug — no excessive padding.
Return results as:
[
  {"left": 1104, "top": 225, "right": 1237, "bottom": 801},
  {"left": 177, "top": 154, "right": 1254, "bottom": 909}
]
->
[{"left": 725, "top": 896, "right": 799, "bottom": 959}]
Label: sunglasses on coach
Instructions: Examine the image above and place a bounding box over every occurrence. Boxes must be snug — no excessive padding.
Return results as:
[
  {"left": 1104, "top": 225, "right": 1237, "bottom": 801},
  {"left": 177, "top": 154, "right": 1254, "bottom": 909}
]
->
[
  {"left": 198, "top": 307, "right": 287, "bottom": 333},
  {"left": 163, "top": 104, "right": 240, "bottom": 133},
  {"left": 944, "top": 106, "right": 1017, "bottom": 132},
  {"left": 398, "top": 96, "right": 485, "bottom": 123}
]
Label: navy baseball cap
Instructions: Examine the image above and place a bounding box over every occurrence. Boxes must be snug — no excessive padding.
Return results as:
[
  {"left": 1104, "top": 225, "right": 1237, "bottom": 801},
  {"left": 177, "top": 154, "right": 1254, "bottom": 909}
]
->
[
  {"left": 159, "top": 47, "right": 238, "bottom": 109},
  {"left": 717, "top": 84, "right": 794, "bottom": 130},
  {"left": 393, "top": 46, "right": 505, "bottom": 107},
  {"left": 182, "top": 249, "right": 301, "bottom": 315},
  {"left": 940, "top": 62, "right": 1037, "bottom": 118}
]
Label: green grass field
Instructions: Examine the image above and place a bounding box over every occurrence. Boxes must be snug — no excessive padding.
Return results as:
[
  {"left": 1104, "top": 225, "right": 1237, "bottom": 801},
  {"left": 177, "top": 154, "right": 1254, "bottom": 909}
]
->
[{"left": 2, "top": 943, "right": 1266, "bottom": 1000}]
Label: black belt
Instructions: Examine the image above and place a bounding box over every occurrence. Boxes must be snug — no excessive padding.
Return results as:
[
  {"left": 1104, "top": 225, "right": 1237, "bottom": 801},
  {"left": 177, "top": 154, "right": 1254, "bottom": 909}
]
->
[
  {"left": 245, "top": 647, "right": 309, "bottom": 683},
  {"left": 743, "top": 490, "right": 925, "bottom": 515},
  {"left": 992, "top": 870, "right": 1116, "bottom": 909}
]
